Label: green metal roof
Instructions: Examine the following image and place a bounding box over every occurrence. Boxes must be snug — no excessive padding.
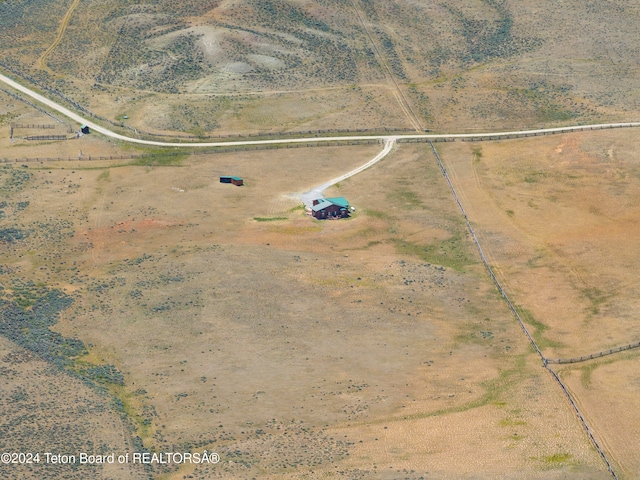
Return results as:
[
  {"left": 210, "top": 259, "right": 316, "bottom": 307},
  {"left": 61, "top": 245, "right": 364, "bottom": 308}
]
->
[{"left": 325, "top": 197, "right": 349, "bottom": 208}]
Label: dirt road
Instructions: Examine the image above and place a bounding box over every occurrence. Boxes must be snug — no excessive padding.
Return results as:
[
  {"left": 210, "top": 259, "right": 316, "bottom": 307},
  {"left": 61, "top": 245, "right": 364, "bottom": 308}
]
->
[
  {"left": 1, "top": 72, "right": 639, "bottom": 148},
  {"left": 301, "top": 137, "right": 395, "bottom": 206}
]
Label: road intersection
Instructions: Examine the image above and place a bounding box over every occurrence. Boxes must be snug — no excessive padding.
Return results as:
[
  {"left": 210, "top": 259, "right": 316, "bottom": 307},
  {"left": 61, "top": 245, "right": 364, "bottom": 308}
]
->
[{"left": 2, "top": 70, "right": 639, "bottom": 204}]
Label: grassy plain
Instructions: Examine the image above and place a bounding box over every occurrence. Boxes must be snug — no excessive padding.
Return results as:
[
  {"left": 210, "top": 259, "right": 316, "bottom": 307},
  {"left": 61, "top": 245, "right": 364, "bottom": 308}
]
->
[
  {"left": 438, "top": 130, "right": 640, "bottom": 477},
  {"left": 1, "top": 0, "right": 639, "bottom": 478},
  {"left": 0, "top": 120, "right": 616, "bottom": 478}
]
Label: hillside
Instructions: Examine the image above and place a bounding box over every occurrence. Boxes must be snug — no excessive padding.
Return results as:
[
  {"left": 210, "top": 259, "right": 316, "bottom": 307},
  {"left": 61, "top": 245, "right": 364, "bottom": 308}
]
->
[{"left": 1, "top": 0, "right": 638, "bottom": 134}]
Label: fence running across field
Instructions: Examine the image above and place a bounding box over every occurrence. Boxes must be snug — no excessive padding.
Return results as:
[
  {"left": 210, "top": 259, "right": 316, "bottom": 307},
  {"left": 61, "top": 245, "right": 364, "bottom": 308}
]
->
[
  {"left": 427, "top": 141, "right": 619, "bottom": 480},
  {"left": 0, "top": 87, "right": 63, "bottom": 123},
  {"left": 24, "top": 135, "right": 68, "bottom": 141},
  {"left": 397, "top": 122, "right": 640, "bottom": 143},
  {"left": 546, "top": 341, "right": 640, "bottom": 364},
  {"left": 9, "top": 123, "right": 75, "bottom": 141},
  {"left": 11, "top": 123, "right": 55, "bottom": 129},
  {"left": 4, "top": 61, "right": 638, "bottom": 147},
  {"left": 0, "top": 138, "right": 384, "bottom": 164}
]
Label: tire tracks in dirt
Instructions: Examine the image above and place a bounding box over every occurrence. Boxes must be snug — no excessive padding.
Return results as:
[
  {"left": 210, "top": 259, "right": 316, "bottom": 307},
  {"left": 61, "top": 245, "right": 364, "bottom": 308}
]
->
[
  {"left": 349, "top": 0, "right": 423, "bottom": 132},
  {"left": 468, "top": 149, "right": 591, "bottom": 292},
  {"left": 430, "top": 140, "right": 619, "bottom": 479},
  {"left": 36, "top": 0, "right": 81, "bottom": 74}
]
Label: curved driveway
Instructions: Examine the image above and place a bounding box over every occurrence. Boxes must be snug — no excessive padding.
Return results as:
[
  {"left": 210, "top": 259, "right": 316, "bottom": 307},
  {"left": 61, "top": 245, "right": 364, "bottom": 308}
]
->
[{"left": 301, "top": 137, "right": 395, "bottom": 207}]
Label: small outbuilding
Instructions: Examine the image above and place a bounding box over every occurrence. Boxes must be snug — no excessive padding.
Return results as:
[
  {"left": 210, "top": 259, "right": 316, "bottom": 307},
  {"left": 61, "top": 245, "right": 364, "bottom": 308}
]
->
[
  {"left": 220, "top": 176, "right": 243, "bottom": 186},
  {"left": 311, "top": 196, "right": 350, "bottom": 219},
  {"left": 80, "top": 125, "right": 90, "bottom": 134}
]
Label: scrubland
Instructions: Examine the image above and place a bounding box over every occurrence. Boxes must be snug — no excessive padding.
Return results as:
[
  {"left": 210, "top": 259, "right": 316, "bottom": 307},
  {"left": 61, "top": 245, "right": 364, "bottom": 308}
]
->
[
  {"left": 1, "top": 0, "right": 638, "bottom": 135},
  {"left": 1, "top": 1, "right": 639, "bottom": 478}
]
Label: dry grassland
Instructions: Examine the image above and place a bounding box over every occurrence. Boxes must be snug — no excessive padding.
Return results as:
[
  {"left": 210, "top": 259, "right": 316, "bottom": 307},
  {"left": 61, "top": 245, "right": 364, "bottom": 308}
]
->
[
  {"left": 0, "top": 337, "right": 147, "bottom": 480},
  {"left": 0, "top": 133, "right": 614, "bottom": 478},
  {"left": 2, "top": 0, "right": 638, "bottom": 134},
  {"left": 1, "top": 1, "right": 639, "bottom": 477},
  {"left": 437, "top": 130, "right": 640, "bottom": 478}
]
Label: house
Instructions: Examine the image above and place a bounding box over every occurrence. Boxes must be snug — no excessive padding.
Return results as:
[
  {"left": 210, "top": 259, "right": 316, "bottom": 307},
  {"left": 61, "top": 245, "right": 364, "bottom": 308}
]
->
[
  {"left": 220, "top": 176, "right": 243, "bottom": 186},
  {"left": 311, "top": 196, "right": 350, "bottom": 219}
]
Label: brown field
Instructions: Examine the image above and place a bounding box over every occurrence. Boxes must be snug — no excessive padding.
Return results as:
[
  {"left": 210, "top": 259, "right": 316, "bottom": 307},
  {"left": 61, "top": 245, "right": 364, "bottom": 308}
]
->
[
  {"left": 1, "top": 1, "right": 640, "bottom": 478},
  {"left": 4, "top": 119, "right": 637, "bottom": 477},
  {"left": 437, "top": 130, "right": 640, "bottom": 477}
]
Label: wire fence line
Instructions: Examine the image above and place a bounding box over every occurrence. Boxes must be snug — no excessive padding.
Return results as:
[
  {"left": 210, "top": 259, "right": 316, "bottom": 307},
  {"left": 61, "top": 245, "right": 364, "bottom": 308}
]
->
[
  {"left": 0, "top": 138, "right": 384, "bottom": 164},
  {"left": 427, "top": 140, "right": 619, "bottom": 479},
  {"left": 547, "top": 341, "right": 640, "bottom": 364},
  {"left": 544, "top": 367, "right": 618, "bottom": 478},
  {"left": 132, "top": 126, "right": 417, "bottom": 141},
  {"left": 427, "top": 140, "right": 544, "bottom": 358},
  {"left": 23, "top": 135, "right": 68, "bottom": 141},
  {"left": 11, "top": 123, "right": 56, "bottom": 129},
  {"left": 0, "top": 87, "right": 63, "bottom": 123},
  {"left": 2, "top": 62, "right": 639, "bottom": 148},
  {"left": 399, "top": 123, "right": 639, "bottom": 144}
]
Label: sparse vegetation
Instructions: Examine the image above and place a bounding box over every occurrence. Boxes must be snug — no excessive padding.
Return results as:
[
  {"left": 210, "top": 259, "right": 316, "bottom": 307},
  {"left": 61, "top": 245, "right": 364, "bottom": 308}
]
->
[
  {"left": 393, "top": 231, "right": 477, "bottom": 272},
  {"left": 1, "top": 1, "right": 640, "bottom": 476},
  {"left": 253, "top": 216, "right": 288, "bottom": 222},
  {"left": 541, "top": 453, "right": 573, "bottom": 466},
  {"left": 581, "top": 286, "right": 611, "bottom": 316},
  {"left": 128, "top": 154, "right": 185, "bottom": 166},
  {"left": 387, "top": 187, "right": 423, "bottom": 209}
]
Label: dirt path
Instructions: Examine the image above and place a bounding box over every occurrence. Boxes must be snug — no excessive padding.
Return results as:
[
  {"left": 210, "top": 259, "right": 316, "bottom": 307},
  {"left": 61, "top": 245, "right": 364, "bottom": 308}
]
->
[
  {"left": 36, "top": 0, "right": 81, "bottom": 74},
  {"left": 349, "top": 0, "right": 423, "bottom": 132},
  {"left": 300, "top": 137, "right": 395, "bottom": 206}
]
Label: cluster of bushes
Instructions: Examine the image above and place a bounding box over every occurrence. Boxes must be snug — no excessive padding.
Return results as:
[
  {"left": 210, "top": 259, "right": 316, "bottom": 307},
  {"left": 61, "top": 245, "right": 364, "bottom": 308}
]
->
[
  {"left": 78, "top": 364, "right": 125, "bottom": 386},
  {"left": 445, "top": 1, "right": 541, "bottom": 64},
  {"left": 506, "top": 83, "right": 579, "bottom": 122},
  {"left": 97, "top": 10, "right": 208, "bottom": 92},
  {"left": 30, "top": 218, "right": 75, "bottom": 243},
  {"left": 373, "top": 27, "right": 407, "bottom": 80},
  {"left": 0, "top": 289, "right": 81, "bottom": 369},
  {"left": 79, "top": 0, "right": 369, "bottom": 92},
  {"left": 0, "top": 166, "right": 30, "bottom": 192},
  {"left": 97, "top": 22, "right": 168, "bottom": 85},
  {"left": 407, "top": 84, "right": 433, "bottom": 123},
  {"left": 225, "top": 2, "right": 361, "bottom": 87},
  {"left": 254, "top": 0, "right": 333, "bottom": 34},
  {"left": 148, "top": 33, "right": 205, "bottom": 93},
  {"left": 295, "top": 31, "right": 359, "bottom": 84},
  {"left": 0, "top": 0, "right": 60, "bottom": 60},
  {"left": 0, "top": 228, "right": 29, "bottom": 243},
  {"left": 0, "top": 284, "right": 127, "bottom": 390},
  {"left": 156, "top": 0, "right": 219, "bottom": 17}
]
